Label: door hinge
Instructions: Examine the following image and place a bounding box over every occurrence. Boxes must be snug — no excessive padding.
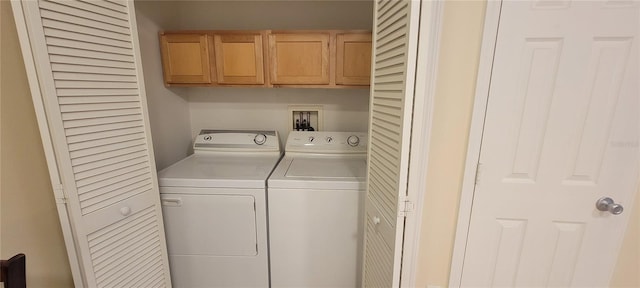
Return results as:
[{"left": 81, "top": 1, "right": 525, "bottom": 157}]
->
[
  {"left": 474, "top": 163, "right": 483, "bottom": 185},
  {"left": 53, "top": 184, "right": 67, "bottom": 204},
  {"left": 399, "top": 199, "right": 415, "bottom": 216}
]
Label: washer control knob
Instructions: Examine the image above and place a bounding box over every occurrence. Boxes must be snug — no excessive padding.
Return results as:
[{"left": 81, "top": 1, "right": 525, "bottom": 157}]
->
[
  {"left": 308, "top": 136, "right": 315, "bottom": 143},
  {"left": 254, "top": 134, "right": 267, "bottom": 145},
  {"left": 347, "top": 135, "right": 360, "bottom": 147},
  {"left": 203, "top": 135, "right": 212, "bottom": 141},
  {"left": 326, "top": 136, "right": 333, "bottom": 143}
]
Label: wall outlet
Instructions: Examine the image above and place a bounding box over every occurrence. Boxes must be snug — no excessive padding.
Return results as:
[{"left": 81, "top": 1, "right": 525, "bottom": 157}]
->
[{"left": 288, "top": 105, "right": 323, "bottom": 131}]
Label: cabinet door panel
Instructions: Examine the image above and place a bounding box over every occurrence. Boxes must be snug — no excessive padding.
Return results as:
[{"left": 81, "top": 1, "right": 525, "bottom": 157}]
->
[
  {"left": 337, "top": 33, "right": 372, "bottom": 85},
  {"left": 161, "top": 33, "right": 213, "bottom": 84},
  {"left": 269, "top": 33, "right": 330, "bottom": 85},
  {"left": 214, "top": 33, "right": 265, "bottom": 85}
]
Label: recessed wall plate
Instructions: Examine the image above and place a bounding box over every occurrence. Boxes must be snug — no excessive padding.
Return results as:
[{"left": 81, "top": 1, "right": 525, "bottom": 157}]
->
[{"left": 288, "top": 105, "right": 324, "bottom": 131}]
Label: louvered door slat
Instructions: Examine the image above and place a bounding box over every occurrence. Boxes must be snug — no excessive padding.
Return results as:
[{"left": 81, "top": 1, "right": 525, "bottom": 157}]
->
[
  {"left": 76, "top": 161, "right": 148, "bottom": 188},
  {"left": 38, "top": 1, "right": 130, "bottom": 28},
  {"left": 59, "top": 95, "right": 141, "bottom": 105},
  {"left": 72, "top": 150, "right": 148, "bottom": 174},
  {"left": 104, "top": 0, "right": 127, "bottom": 8},
  {"left": 40, "top": 10, "right": 131, "bottom": 35},
  {"left": 57, "top": 88, "right": 138, "bottom": 97},
  {"left": 15, "top": 0, "right": 171, "bottom": 285},
  {"left": 65, "top": 120, "right": 143, "bottom": 137},
  {"left": 42, "top": 18, "right": 130, "bottom": 42},
  {"left": 54, "top": 72, "right": 137, "bottom": 83},
  {"left": 47, "top": 0, "right": 129, "bottom": 21},
  {"left": 49, "top": 50, "right": 135, "bottom": 66},
  {"left": 77, "top": 0, "right": 128, "bottom": 14},
  {"left": 74, "top": 156, "right": 147, "bottom": 182},
  {"left": 52, "top": 64, "right": 136, "bottom": 76},
  {"left": 61, "top": 107, "right": 141, "bottom": 120},
  {"left": 50, "top": 55, "right": 135, "bottom": 69},
  {"left": 363, "top": 0, "right": 418, "bottom": 286}
]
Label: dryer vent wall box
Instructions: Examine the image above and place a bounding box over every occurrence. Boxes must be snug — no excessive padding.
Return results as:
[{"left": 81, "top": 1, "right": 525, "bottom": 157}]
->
[
  {"left": 288, "top": 105, "right": 323, "bottom": 131},
  {"left": 157, "top": 130, "right": 281, "bottom": 288}
]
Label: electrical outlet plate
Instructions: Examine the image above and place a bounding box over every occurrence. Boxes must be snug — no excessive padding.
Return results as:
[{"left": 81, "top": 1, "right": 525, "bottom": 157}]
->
[{"left": 288, "top": 105, "right": 324, "bottom": 131}]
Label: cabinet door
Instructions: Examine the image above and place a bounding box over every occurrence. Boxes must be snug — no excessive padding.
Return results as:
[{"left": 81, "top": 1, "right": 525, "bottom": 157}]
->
[
  {"left": 161, "top": 33, "right": 213, "bottom": 84},
  {"left": 214, "top": 33, "right": 265, "bottom": 85},
  {"left": 336, "top": 33, "right": 372, "bottom": 85},
  {"left": 269, "top": 33, "right": 330, "bottom": 85}
]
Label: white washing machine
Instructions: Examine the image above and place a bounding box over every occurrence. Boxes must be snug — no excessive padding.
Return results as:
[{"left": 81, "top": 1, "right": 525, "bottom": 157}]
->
[
  {"left": 268, "top": 131, "right": 368, "bottom": 288},
  {"left": 158, "top": 130, "right": 281, "bottom": 288}
]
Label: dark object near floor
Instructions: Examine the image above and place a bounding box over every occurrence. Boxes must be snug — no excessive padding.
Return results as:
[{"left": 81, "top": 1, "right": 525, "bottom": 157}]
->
[{"left": 0, "top": 253, "right": 26, "bottom": 288}]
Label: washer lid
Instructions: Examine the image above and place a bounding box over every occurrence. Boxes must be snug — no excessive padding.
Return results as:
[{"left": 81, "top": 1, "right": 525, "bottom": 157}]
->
[
  {"left": 285, "top": 157, "right": 366, "bottom": 179},
  {"left": 268, "top": 156, "right": 367, "bottom": 190},
  {"left": 158, "top": 154, "right": 282, "bottom": 188}
]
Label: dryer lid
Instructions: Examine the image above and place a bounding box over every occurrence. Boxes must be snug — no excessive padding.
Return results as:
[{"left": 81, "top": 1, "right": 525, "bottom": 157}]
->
[{"left": 158, "top": 154, "right": 281, "bottom": 188}]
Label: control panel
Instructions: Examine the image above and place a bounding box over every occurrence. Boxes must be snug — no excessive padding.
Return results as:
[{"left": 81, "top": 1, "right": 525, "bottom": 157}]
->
[
  {"left": 193, "top": 130, "right": 280, "bottom": 152},
  {"left": 285, "top": 131, "right": 368, "bottom": 154}
]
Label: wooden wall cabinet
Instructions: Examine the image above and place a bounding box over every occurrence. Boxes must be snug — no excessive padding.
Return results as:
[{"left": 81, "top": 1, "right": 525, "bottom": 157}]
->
[
  {"left": 159, "top": 30, "right": 371, "bottom": 88},
  {"left": 268, "top": 33, "right": 330, "bottom": 85},
  {"left": 336, "top": 33, "right": 372, "bottom": 85},
  {"left": 213, "top": 32, "right": 266, "bottom": 85},
  {"left": 160, "top": 33, "right": 214, "bottom": 84}
]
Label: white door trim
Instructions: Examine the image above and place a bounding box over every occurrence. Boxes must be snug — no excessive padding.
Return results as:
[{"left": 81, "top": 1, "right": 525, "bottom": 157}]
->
[
  {"left": 448, "top": 1, "right": 502, "bottom": 287},
  {"left": 400, "top": 0, "right": 445, "bottom": 286}
]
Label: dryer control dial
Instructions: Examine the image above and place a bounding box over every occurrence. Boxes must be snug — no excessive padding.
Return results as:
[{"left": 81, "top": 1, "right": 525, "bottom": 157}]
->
[
  {"left": 326, "top": 136, "right": 333, "bottom": 143},
  {"left": 309, "top": 136, "right": 315, "bottom": 143},
  {"left": 347, "top": 135, "right": 360, "bottom": 147},
  {"left": 254, "top": 134, "right": 267, "bottom": 145}
]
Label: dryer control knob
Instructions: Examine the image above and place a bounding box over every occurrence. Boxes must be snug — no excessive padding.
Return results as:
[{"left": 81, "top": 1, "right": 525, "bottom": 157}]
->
[
  {"left": 326, "top": 136, "right": 333, "bottom": 143},
  {"left": 309, "top": 136, "right": 315, "bottom": 143},
  {"left": 347, "top": 135, "right": 360, "bottom": 147},
  {"left": 254, "top": 134, "right": 267, "bottom": 145}
]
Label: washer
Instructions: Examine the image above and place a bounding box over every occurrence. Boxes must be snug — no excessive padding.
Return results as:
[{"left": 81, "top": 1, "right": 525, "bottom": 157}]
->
[
  {"left": 268, "top": 131, "right": 368, "bottom": 288},
  {"left": 158, "top": 130, "right": 281, "bottom": 288}
]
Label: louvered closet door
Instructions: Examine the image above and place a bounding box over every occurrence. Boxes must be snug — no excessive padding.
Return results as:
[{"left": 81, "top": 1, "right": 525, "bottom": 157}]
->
[
  {"left": 14, "top": 0, "right": 171, "bottom": 287},
  {"left": 363, "top": 0, "right": 420, "bottom": 287}
]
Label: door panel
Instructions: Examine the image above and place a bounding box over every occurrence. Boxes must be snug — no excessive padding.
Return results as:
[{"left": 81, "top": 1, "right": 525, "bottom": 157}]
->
[
  {"left": 363, "top": 0, "right": 420, "bottom": 286},
  {"left": 14, "top": 0, "right": 172, "bottom": 286},
  {"left": 461, "top": 1, "right": 638, "bottom": 286}
]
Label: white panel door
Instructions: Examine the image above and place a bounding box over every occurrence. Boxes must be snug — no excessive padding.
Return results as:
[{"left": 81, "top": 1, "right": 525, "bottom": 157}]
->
[
  {"left": 462, "top": 1, "right": 638, "bottom": 287},
  {"left": 12, "top": 0, "right": 172, "bottom": 287},
  {"left": 363, "top": 0, "right": 420, "bottom": 287}
]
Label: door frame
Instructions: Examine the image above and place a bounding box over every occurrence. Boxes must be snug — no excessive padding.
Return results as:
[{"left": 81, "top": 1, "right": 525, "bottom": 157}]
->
[
  {"left": 400, "top": 0, "right": 445, "bottom": 286},
  {"left": 448, "top": 1, "right": 503, "bottom": 287}
]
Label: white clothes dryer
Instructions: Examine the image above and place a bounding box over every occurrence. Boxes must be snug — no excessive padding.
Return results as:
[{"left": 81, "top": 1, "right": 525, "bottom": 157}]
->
[
  {"left": 158, "top": 130, "right": 281, "bottom": 288},
  {"left": 268, "top": 131, "right": 368, "bottom": 288}
]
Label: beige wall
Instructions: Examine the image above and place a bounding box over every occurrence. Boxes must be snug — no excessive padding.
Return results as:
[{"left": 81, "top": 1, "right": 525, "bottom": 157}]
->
[
  {"left": 188, "top": 88, "right": 369, "bottom": 142},
  {"left": 415, "top": 1, "right": 487, "bottom": 287},
  {"left": 0, "top": 1, "right": 74, "bottom": 286},
  {"left": 415, "top": 1, "right": 639, "bottom": 287},
  {"left": 135, "top": 5, "right": 193, "bottom": 170}
]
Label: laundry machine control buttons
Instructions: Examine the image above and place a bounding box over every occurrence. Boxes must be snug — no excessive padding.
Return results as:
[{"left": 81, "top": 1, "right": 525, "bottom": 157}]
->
[
  {"left": 309, "top": 136, "right": 315, "bottom": 143},
  {"left": 254, "top": 134, "right": 267, "bottom": 145},
  {"left": 347, "top": 135, "right": 360, "bottom": 147},
  {"left": 326, "top": 136, "right": 333, "bottom": 143}
]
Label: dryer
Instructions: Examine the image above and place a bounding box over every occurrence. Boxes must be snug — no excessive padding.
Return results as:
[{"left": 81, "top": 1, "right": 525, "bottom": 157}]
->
[
  {"left": 158, "top": 130, "right": 281, "bottom": 288},
  {"left": 268, "top": 131, "right": 368, "bottom": 288}
]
